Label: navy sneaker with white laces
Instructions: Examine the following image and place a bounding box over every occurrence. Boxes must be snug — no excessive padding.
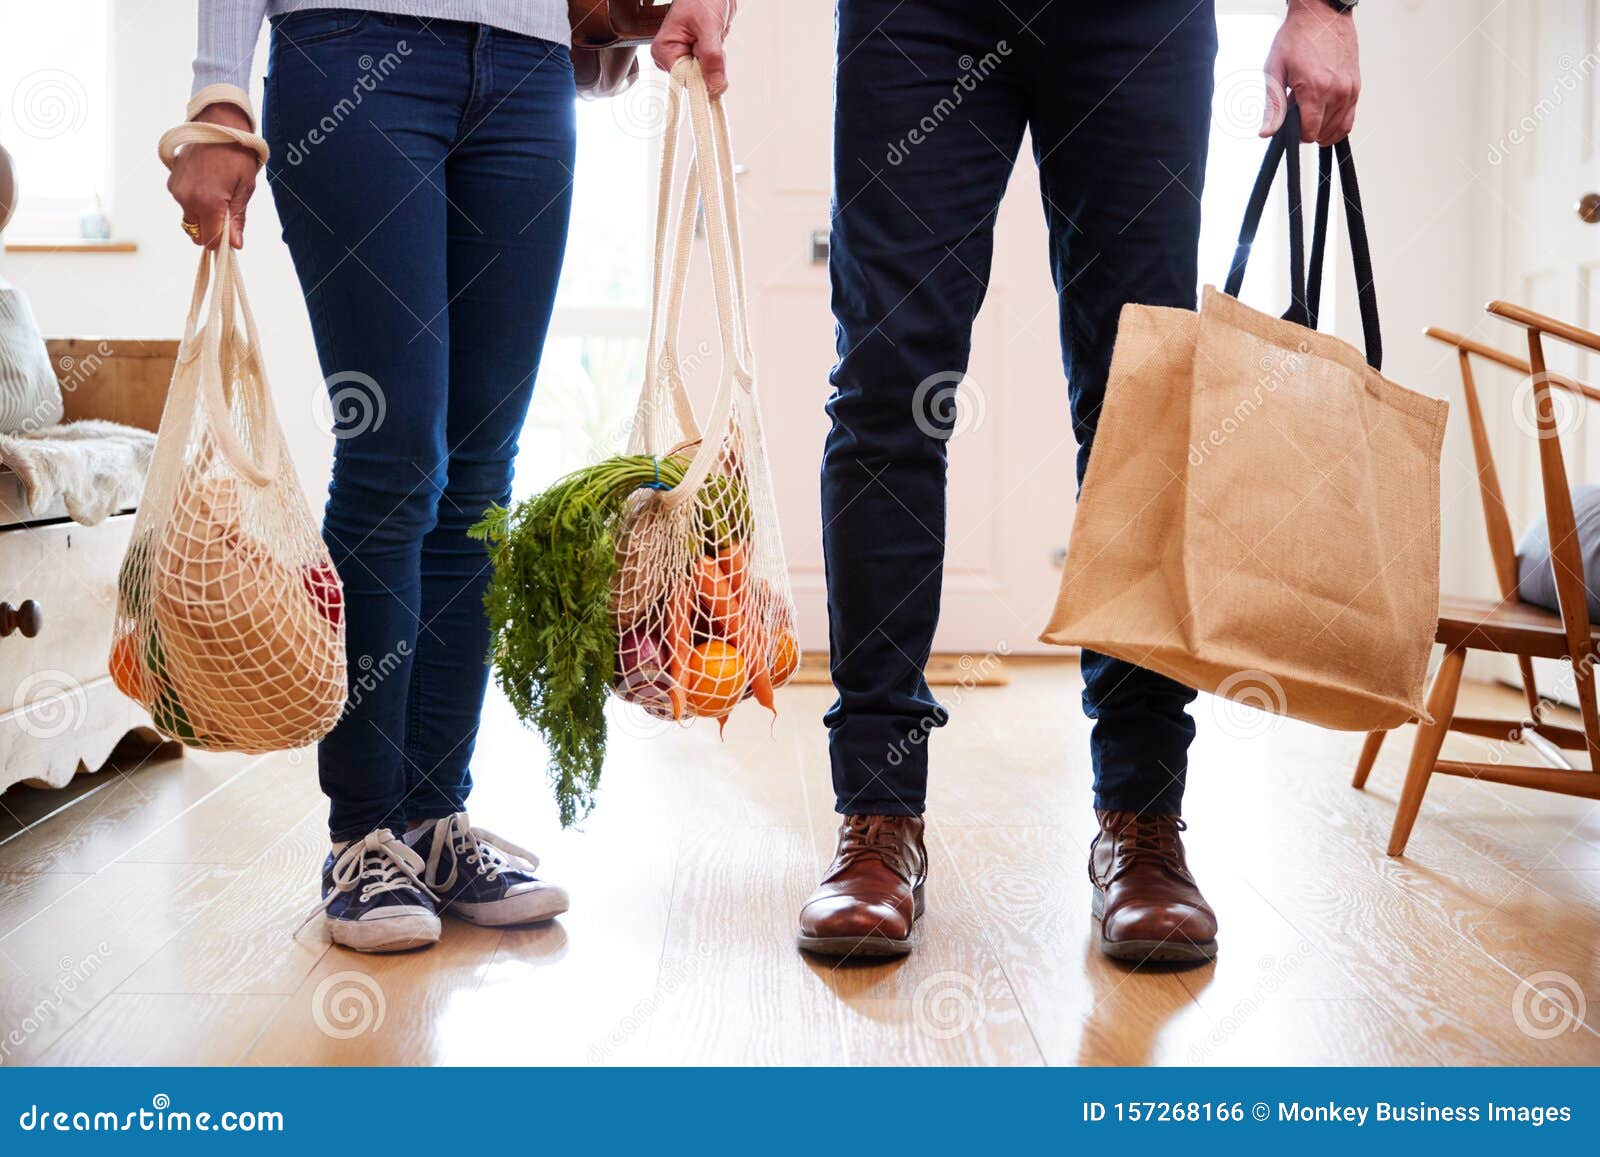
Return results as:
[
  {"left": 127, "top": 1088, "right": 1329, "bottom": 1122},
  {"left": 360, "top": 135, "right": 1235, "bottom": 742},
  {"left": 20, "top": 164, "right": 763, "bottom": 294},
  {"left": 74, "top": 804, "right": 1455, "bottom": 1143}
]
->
[
  {"left": 319, "top": 829, "right": 441, "bottom": 953},
  {"left": 406, "top": 812, "right": 569, "bottom": 927}
]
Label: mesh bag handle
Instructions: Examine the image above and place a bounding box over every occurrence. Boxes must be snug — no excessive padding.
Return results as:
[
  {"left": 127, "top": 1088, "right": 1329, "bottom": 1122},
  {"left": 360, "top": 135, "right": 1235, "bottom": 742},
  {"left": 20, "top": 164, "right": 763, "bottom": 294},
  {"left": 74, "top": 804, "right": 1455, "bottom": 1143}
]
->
[
  {"left": 158, "top": 120, "right": 270, "bottom": 170},
  {"left": 176, "top": 235, "right": 283, "bottom": 487},
  {"left": 158, "top": 119, "right": 281, "bottom": 487},
  {"left": 639, "top": 59, "right": 756, "bottom": 512}
]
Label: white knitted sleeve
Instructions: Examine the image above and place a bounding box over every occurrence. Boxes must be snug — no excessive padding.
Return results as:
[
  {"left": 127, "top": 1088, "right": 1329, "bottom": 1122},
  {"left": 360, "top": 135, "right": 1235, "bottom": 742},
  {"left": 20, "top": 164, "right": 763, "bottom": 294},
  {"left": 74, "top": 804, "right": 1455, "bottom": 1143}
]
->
[{"left": 192, "top": 0, "right": 272, "bottom": 94}]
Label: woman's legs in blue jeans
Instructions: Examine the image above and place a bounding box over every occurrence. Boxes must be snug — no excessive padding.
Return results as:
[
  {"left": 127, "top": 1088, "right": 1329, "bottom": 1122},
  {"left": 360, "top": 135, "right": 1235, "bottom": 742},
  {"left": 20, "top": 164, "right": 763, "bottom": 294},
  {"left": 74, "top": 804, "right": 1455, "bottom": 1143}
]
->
[
  {"left": 263, "top": 14, "right": 575, "bottom": 842},
  {"left": 402, "top": 65, "right": 576, "bottom": 824}
]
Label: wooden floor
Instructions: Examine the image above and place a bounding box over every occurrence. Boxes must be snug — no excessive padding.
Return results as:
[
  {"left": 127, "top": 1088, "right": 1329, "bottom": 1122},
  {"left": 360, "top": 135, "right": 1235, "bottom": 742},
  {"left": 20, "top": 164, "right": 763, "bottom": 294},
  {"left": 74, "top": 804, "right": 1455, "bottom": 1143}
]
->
[{"left": 1, "top": 659, "right": 1598, "bottom": 1066}]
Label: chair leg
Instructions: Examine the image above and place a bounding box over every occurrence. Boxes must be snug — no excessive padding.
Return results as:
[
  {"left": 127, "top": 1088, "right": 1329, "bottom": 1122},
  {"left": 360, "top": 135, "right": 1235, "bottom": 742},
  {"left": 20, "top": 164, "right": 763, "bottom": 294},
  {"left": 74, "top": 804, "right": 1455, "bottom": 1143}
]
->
[
  {"left": 1351, "top": 730, "right": 1387, "bottom": 789},
  {"left": 1387, "top": 647, "right": 1467, "bottom": 858}
]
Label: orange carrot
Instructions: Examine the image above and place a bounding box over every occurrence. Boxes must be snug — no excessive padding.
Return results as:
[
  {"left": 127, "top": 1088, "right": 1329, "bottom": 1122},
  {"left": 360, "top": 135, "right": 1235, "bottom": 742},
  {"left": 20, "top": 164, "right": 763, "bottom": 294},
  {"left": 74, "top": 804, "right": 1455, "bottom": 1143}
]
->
[
  {"left": 666, "top": 587, "right": 691, "bottom": 721},
  {"left": 731, "top": 596, "right": 776, "bottom": 716},
  {"left": 716, "top": 541, "right": 748, "bottom": 598}
]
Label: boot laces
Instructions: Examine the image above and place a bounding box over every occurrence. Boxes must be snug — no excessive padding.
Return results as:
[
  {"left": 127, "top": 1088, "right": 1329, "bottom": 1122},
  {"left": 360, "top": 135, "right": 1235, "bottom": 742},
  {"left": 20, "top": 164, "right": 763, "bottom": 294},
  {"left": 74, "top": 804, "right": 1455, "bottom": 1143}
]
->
[
  {"left": 1118, "top": 814, "right": 1188, "bottom": 874},
  {"left": 835, "top": 816, "right": 912, "bottom": 883}
]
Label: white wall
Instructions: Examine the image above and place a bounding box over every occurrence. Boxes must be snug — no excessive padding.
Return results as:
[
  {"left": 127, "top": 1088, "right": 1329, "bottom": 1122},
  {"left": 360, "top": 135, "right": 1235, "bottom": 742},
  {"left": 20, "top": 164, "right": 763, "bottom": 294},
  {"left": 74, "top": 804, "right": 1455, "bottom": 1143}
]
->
[
  {"left": 2, "top": 0, "right": 330, "bottom": 502},
  {"left": 2, "top": 0, "right": 1497, "bottom": 607},
  {"left": 1333, "top": 0, "right": 1497, "bottom": 599}
]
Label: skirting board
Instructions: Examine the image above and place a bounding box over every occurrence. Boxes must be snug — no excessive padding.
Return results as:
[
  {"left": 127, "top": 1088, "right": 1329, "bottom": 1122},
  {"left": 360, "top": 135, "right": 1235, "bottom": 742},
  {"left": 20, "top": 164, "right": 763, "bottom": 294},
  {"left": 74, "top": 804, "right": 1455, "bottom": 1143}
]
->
[{"left": 790, "top": 652, "right": 1012, "bottom": 687}]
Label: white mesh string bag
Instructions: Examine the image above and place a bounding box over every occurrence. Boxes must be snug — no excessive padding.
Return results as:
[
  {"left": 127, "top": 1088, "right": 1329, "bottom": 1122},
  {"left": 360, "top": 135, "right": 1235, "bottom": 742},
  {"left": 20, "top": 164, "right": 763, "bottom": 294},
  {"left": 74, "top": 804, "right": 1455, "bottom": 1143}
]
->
[
  {"left": 611, "top": 59, "right": 800, "bottom": 723},
  {"left": 108, "top": 122, "right": 347, "bottom": 752}
]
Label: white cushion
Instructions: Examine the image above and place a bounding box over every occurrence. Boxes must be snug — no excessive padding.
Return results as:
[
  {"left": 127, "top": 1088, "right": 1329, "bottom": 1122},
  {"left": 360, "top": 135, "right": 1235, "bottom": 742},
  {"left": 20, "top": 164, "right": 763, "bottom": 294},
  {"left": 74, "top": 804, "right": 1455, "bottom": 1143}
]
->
[{"left": 0, "top": 280, "right": 64, "bottom": 434}]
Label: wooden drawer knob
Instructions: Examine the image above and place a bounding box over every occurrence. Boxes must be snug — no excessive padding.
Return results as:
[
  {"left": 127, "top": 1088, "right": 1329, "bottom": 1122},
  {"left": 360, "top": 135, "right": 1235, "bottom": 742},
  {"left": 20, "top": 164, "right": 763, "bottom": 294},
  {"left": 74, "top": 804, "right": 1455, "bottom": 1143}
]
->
[{"left": 0, "top": 600, "right": 42, "bottom": 638}]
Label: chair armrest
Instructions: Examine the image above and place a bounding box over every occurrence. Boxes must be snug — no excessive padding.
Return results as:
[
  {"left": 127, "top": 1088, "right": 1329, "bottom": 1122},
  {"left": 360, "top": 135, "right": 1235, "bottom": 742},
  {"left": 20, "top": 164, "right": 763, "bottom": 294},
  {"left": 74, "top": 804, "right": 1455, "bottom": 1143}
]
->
[
  {"left": 1428, "top": 324, "right": 1600, "bottom": 402},
  {"left": 1487, "top": 300, "right": 1600, "bottom": 358},
  {"left": 46, "top": 339, "right": 177, "bottom": 433}
]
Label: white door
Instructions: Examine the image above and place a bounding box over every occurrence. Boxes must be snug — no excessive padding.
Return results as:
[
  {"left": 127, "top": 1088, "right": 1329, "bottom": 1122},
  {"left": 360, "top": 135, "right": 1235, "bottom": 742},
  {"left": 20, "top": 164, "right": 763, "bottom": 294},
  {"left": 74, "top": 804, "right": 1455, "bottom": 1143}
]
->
[
  {"left": 1487, "top": 0, "right": 1600, "bottom": 698},
  {"left": 708, "top": 4, "right": 1287, "bottom": 656},
  {"left": 706, "top": 3, "right": 1073, "bottom": 657}
]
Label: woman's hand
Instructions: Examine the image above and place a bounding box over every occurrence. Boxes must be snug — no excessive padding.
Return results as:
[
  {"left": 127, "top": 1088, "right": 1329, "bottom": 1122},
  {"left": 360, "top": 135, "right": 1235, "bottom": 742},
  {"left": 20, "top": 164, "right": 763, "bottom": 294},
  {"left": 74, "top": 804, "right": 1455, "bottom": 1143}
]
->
[
  {"left": 652, "top": 0, "right": 736, "bottom": 97},
  {"left": 166, "top": 102, "right": 259, "bottom": 248},
  {"left": 1261, "top": 0, "right": 1360, "bottom": 145}
]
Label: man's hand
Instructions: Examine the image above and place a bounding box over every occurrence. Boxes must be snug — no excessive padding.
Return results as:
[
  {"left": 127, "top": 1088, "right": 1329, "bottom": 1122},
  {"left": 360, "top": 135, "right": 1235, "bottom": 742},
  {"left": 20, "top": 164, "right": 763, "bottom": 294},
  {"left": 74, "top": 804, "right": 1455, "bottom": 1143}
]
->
[
  {"left": 1261, "top": 0, "right": 1360, "bottom": 145},
  {"left": 652, "top": 0, "right": 735, "bottom": 97},
  {"left": 166, "top": 102, "right": 258, "bottom": 249}
]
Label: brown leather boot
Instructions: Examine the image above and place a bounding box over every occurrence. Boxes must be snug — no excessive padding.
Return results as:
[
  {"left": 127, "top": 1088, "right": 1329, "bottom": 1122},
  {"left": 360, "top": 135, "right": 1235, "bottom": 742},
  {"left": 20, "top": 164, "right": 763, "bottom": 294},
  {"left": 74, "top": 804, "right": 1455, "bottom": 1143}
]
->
[
  {"left": 1089, "top": 810, "right": 1218, "bottom": 964},
  {"left": 796, "top": 815, "right": 927, "bottom": 958}
]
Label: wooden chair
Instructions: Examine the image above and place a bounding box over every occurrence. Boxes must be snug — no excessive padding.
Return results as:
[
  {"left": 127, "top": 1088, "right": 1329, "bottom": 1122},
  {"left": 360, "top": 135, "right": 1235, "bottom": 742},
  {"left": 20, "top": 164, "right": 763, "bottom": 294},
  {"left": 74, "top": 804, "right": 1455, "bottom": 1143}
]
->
[{"left": 1352, "top": 303, "right": 1600, "bottom": 856}]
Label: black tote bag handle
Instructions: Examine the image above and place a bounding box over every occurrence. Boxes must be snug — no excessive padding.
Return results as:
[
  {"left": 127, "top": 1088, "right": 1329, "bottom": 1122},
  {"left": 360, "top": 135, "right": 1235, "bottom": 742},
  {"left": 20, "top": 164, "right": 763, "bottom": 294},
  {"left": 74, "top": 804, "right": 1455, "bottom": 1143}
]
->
[{"left": 1223, "top": 101, "right": 1383, "bottom": 371}]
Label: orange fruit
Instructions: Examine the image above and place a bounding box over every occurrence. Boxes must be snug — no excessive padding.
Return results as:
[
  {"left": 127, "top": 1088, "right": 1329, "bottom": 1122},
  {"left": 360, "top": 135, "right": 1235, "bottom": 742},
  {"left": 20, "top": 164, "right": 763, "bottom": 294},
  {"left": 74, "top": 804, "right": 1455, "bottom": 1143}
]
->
[
  {"left": 769, "top": 629, "right": 800, "bottom": 686},
  {"left": 684, "top": 640, "right": 747, "bottom": 716},
  {"left": 109, "top": 635, "right": 146, "bottom": 701}
]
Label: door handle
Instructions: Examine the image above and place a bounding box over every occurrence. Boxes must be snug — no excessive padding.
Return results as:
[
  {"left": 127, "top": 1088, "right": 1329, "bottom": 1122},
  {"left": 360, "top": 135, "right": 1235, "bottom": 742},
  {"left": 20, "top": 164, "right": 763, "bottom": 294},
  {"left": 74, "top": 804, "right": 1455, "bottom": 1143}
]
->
[{"left": 1577, "top": 192, "right": 1600, "bottom": 224}]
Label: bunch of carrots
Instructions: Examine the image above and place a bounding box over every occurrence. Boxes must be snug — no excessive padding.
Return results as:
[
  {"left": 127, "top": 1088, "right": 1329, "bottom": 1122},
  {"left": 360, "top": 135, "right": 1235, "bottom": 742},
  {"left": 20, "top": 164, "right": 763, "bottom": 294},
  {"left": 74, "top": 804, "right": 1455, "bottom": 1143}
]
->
[
  {"left": 471, "top": 453, "right": 795, "bottom": 827},
  {"left": 615, "top": 522, "right": 798, "bottom": 733}
]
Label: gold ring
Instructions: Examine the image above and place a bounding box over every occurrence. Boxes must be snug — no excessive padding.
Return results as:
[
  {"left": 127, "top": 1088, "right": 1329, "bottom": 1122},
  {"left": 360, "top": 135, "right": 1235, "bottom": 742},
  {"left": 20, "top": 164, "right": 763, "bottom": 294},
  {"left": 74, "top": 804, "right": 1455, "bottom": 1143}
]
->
[{"left": 181, "top": 219, "right": 202, "bottom": 241}]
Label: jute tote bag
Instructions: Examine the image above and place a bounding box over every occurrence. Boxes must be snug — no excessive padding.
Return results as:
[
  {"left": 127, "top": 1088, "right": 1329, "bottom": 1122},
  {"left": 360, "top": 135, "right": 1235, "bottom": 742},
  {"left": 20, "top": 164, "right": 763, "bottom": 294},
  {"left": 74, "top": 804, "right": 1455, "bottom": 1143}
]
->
[
  {"left": 611, "top": 58, "right": 800, "bottom": 722},
  {"left": 1041, "top": 106, "right": 1448, "bottom": 732},
  {"left": 108, "top": 123, "right": 347, "bottom": 752}
]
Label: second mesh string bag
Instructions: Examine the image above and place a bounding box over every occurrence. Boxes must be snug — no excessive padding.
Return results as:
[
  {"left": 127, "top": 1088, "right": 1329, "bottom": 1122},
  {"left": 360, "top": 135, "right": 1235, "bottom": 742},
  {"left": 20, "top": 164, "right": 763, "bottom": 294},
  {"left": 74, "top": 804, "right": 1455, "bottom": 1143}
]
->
[
  {"left": 475, "top": 59, "right": 800, "bottom": 825},
  {"left": 108, "top": 122, "right": 348, "bottom": 753}
]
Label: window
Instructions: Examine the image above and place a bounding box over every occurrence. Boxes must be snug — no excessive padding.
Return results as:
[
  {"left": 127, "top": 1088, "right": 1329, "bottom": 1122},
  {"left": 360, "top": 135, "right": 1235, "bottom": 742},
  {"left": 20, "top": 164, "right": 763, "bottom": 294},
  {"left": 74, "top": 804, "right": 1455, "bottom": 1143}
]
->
[
  {"left": 0, "top": 0, "right": 113, "bottom": 240},
  {"left": 516, "top": 74, "right": 662, "bottom": 498}
]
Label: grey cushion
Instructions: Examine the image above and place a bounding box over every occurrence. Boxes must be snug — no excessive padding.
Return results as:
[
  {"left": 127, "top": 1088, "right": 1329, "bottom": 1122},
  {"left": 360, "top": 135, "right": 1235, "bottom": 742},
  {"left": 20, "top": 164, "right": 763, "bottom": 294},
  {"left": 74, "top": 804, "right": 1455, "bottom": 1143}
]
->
[{"left": 1516, "top": 482, "right": 1600, "bottom": 619}]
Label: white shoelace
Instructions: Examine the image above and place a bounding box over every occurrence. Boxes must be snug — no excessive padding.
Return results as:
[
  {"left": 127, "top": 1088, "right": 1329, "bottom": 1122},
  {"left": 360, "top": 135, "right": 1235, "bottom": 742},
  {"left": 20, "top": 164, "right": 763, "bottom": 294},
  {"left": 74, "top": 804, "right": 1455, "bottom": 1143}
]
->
[
  {"left": 296, "top": 830, "right": 431, "bottom": 936},
  {"left": 419, "top": 812, "right": 540, "bottom": 893}
]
